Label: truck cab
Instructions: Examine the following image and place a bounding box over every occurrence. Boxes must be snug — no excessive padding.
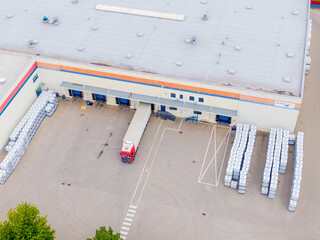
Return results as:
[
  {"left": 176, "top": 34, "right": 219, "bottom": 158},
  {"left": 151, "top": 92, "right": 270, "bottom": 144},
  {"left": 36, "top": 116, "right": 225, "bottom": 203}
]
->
[{"left": 120, "top": 142, "right": 136, "bottom": 163}]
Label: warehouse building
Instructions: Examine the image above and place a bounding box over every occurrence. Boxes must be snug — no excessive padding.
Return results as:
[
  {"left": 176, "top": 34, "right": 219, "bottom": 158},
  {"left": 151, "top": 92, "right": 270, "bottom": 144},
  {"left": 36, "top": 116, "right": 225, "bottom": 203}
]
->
[{"left": 0, "top": 0, "right": 311, "bottom": 151}]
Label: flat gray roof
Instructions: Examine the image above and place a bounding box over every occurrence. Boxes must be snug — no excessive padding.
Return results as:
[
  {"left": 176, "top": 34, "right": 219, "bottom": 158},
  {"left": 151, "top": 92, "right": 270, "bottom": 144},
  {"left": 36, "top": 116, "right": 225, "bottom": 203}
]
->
[
  {"left": 0, "top": 0, "right": 309, "bottom": 96},
  {"left": 0, "top": 51, "right": 32, "bottom": 98}
]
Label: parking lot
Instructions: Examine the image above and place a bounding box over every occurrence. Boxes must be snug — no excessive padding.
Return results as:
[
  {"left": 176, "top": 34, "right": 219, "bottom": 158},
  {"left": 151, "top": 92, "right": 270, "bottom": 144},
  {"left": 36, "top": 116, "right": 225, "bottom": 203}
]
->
[{"left": 0, "top": 92, "right": 319, "bottom": 240}]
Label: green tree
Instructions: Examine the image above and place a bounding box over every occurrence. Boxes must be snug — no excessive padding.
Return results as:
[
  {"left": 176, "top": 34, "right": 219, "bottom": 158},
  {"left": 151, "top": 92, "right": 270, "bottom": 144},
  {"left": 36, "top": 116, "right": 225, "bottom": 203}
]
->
[
  {"left": 87, "top": 226, "right": 122, "bottom": 240},
  {"left": 0, "top": 202, "right": 55, "bottom": 240}
]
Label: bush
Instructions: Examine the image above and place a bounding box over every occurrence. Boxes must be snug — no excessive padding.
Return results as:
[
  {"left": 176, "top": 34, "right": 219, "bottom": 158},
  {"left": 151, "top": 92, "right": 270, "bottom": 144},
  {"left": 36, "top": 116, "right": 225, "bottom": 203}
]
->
[{"left": 87, "top": 226, "right": 122, "bottom": 240}]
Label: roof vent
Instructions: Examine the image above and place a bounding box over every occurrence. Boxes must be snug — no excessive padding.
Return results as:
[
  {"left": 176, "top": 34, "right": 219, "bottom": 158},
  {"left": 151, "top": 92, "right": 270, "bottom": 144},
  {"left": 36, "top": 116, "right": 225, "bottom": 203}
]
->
[
  {"left": 228, "top": 69, "right": 235, "bottom": 74},
  {"left": 176, "top": 61, "right": 183, "bottom": 66},
  {"left": 201, "top": 0, "right": 207, "bottom": 4},
  {"left": 234, "top": 45, "right": 241, "bottom": 51},
  {"left": 283, "top": 77, "right": 290, "bottom": 82},
  {"left": 246, "top": 5, "right": 252, "bottom": 10},
  {"left": 6, "top": 14, "right": 13, "bottom": 18},
  {"left": 287, "top": 53, "right": 294, "bottom": 58},
  {"left": 0, "top": 78, "right": 6, "bottom": 84},
  {"left": 77, "top": 46, "right": 85, "bottom": 51},
  {"left": 137, "top": 32, "right": 144, "bottom": 37},
  {"left": 292, "top": 11, "right": 298, "bottom": 15},
  {"left": 185, "top": 37, "right": 197, "bottom": 45},
  {"left": 72, "top": 0, "right": 79, "bottom": 4},
  {"left": 91, "top": 25, "right": 99, "bottom": 30},
  {"left": 126, "top": 53, "right": 133, "bottom": 59},
  {"left": 28, "top": 40, "right": 39, "bottom": 48}
]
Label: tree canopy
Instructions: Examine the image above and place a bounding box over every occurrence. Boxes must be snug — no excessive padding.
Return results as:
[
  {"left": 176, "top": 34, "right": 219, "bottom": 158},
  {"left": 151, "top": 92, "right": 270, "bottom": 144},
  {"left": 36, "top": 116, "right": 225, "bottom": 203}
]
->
[
  {"left": 0, "top": 202, "right": 55, "bottom": 240},
  {"left": 87, "top": 226, "right": 122, "bottom": 240}
]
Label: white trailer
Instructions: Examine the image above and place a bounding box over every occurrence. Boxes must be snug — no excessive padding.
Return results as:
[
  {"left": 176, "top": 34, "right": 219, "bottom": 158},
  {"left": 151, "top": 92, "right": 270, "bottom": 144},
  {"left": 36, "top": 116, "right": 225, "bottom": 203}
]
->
[{"left": 120, "top": 102, "right": 151, "bottom": 163}]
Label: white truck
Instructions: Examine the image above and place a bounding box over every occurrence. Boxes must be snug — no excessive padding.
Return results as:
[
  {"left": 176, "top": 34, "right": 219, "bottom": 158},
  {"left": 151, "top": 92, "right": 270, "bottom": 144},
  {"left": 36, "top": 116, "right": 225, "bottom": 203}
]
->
[{"left": 120, "top": 103, "right": 151, "bottom": 163}]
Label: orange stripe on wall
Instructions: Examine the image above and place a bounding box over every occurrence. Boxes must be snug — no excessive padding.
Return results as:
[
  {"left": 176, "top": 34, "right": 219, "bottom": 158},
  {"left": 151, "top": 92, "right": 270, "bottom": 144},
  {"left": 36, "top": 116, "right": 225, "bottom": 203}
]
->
[{"left": 36, "top": 62, "right": 301, "bottom": 109}]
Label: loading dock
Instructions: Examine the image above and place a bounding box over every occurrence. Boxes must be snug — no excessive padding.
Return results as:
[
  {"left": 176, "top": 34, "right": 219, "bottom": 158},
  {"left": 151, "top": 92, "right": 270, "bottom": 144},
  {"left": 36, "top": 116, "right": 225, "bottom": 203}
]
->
[
  {"left": 216, "top": 115, "right": 231, "bottom": 124},
  {"left": 69, "top": 89, "right": 83, "bottom": 99},
  {"left": 92, "top": 93, "right": 106, "bottom": 103},
  {"left": 116, "top": 97, "right": 130, "bottom": 106}
]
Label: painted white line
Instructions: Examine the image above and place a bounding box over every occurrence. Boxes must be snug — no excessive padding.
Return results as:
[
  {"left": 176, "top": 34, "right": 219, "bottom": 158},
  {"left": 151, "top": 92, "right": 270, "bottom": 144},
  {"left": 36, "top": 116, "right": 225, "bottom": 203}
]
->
[
  {"left": 127, "top": 213, "right": 134, "bottom": 218},
  {"left": 130, "top": 120, "right": 163, "bottom": 205},
  {"left": 123, "top": 222, "right": 131, "bottom": 226},
  {"left": 198, "top": 125, "right": 215, "bottom": 182},
  {"left": 198, "top": 181, "right": 217, "bottom": 187},
  {"left": 136, "top": 119, "right": 183, "bottom": 207},
  {"left": 120, "top": 231, "right": 128, "bottom": 235},
  {"left": 217, "top": 129, "right": 231, "bottom": 186},
  {"left": 121, "top": 226, "right": 130, "bottom": 231},
  {"left": 128, "top": 209, "right": 136, "bottom": 213},
  {"left": 199, "top": 127, "right": 230, "bottom": 182},
  {"left": 214, "top": 126, "right": 217, "bottom": 184},
  {"left": 125, "top": 217, "right": 133, "bottom": 222},
  {"left": 129, "top": 205, "right": 137, "bottom": 209}
]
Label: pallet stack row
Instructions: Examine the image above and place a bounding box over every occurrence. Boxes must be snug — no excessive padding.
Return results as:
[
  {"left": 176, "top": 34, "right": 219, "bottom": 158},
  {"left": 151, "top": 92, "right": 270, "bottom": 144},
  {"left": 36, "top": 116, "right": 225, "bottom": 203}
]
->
[
  {"left": 0, "top": 90, "right": 58, "bottom": 184},
  {"left": 288, "top": 132, "right": 304, "bottom": 212},
  {"left": 268, "top": 128, "right": 282, "bottom": 199},
  {"left": 224, "top": 123, "right": 243, "bottom": 187},
  {"left": 261, "top": 128, "right": 276, "bottom": 195},
  {"left": 224, "top": 123, "right": 257, "bottom": 192},
  {"left": 238, "top": 125, "right": 257, "bottom": 194},
  {"left": 305, "top": 19, "right": 312, "bottom": 75},
  {"left": 279, "top": 130, "right": 289, "bottom": 174}
]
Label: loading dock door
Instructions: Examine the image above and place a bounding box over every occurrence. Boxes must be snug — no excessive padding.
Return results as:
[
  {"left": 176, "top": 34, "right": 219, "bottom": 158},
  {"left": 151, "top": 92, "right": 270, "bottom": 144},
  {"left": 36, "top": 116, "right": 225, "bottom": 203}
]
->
[
  {"left": 117, "top": 98, "right": 130, "bottom": 106},
  {"left": 70, "top": 89, "right": 83, "bottom": 99},
  {"left": 216, "top": 115, "right": 231, "bottom": 124},
  {"left": 161, "top": 105, "right": 166, "bottom": 111},
  {"left": 93, "top": 93, "right": 106, "bottom": 102}
]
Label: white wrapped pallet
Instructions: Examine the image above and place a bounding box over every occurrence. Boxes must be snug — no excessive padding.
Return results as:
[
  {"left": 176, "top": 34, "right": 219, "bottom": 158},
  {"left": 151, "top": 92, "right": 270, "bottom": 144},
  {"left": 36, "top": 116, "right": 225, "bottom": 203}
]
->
[
  {"left": 0, "top": 90, "right": 58, "bottom": 184},
  {"left": 288, "top": 131, "right": 304, "bottom": 212}
]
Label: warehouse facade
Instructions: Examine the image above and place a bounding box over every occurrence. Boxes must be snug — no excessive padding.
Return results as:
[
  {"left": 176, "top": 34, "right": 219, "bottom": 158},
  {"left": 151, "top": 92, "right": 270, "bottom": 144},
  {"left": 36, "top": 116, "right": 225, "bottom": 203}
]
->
[{"left": 0, "top": 55, "right": 302, "bottom": 151}]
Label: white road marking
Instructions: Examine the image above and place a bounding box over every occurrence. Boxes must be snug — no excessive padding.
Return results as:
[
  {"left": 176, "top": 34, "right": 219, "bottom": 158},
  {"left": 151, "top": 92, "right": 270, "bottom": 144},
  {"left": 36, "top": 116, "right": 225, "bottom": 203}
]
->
[
  {"left": 123, "top": 222, "right": 131, "bottom": 226},
  {"left": 199, "top": 127, "right": 230, "bottom": 181},
  {"left": 127, "top": 213, "right": 134, "bottom": 217},
  {"left": 217, "top": 129, "right": 231, "bottom": 186},
  {"left": 120, "top": 236, "right": 126, "bottom": 240},
  {"left": 120, "top": 231, "right": 128, "bottom": 235},
  {"left": 136, "top": 119, "right": 183, "bottom": 206},
  {"left": 125, "top": 217, "right": 133, "bottom": 222},
  {"left": 130, "top": 120, "right": 163, "bottom": 205},
  {"left": 129, "top": 205, "right": 137, "bottom": 209},
  {"left": 128, "top": 209, "right": 136, "bottom": 213},
  {"left": 198, "top": 125, "right": 215, "bottom": 182},
  {"left": 121, "top": 226, "right": 130, "bottom": 231}
]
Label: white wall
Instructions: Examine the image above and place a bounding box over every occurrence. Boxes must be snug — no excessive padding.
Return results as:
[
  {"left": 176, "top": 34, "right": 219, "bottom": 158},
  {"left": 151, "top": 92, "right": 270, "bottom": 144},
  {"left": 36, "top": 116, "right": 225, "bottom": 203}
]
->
[{"left": 0, "top": 60, "right": 40, "bottom": 151}]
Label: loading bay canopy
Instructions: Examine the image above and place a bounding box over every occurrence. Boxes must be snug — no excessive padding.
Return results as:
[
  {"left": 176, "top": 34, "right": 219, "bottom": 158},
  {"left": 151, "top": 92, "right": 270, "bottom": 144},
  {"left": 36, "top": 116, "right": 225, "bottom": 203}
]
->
[{"left": 60, "top": 81, "right": 238, "bottom": 117}]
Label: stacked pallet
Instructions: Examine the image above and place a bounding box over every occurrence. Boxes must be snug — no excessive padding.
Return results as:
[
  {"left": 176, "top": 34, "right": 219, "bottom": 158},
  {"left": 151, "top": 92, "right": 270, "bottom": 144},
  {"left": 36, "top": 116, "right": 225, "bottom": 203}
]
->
[
  {"left": 238, "top": 125, "right": 257, "bottom": 194},
  {"left": 268, "top": 129, "right": 282, "bottom": 199},
  {"left": 305, "top": 19, "right": 312, "bottom": 75},
  {"left": 224, "top": 123, "right": 243, "bottom": 187},
  {"left": 288, "top": 132, "right": 304, "bottom": 212},
  {"left": 0, "top": 90, "right": 58, "bottom": 184},
  {"left": 261, "top": 128, "right": 276, "bottom": 195},
  {"left": 279, "top": 130, "right": 289, "bottom": 174},
  {"left": 224, "top": 123, "right": 257, "bottom": 193}
]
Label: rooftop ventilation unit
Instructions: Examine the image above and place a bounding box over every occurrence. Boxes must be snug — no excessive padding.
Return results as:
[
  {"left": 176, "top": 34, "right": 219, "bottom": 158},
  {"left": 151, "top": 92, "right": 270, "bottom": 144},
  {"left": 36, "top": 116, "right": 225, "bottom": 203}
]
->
[
  {"left": 137, "top": 32, "right": 144, "bottom": 37},
  {"left": 201, "top": 0, "right": 207, "bottom": 4},
  {"left": 234, "top": 46, "right": 241, "bottom": 51},
  {"left": 6, "top": 14, "right": 13, "bottom": 18},
  {"left": 287, "top": 53, "right": 294, "bottom": 58},
  {"left": 176, "top": 61, "right": 183, "bottom": 66},
  {"left": 0, "top": 78, "right": 6, "bottom": 84},
  {"left": 283, "top": 77, "right": 291, "bottom": 82},
  {"left": 246, "top": 5, "right": 252, "bottom": 10},
  {"left": 77, "top": 46, "right": 85, "bottom": 51},
  {"left": 126, "top": 53, "right": 133, "bottom": 59},
  {"left": 28, "top": 40, "right": 39, "bottom": 48},
  {"left": 91, "top": 25, "right": 99, "bottom": 30},
  {"left": 292, "top": 11, "right": 298, "bottom": 15},
  {"left": 228, "top": 69, "right": 235, "bottom": 74}
]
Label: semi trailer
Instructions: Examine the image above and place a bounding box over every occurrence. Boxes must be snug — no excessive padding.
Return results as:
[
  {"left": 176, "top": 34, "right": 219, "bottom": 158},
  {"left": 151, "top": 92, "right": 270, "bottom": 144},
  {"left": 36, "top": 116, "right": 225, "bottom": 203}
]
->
[{"left": 120, "top": 103, "right": 151, "bottom": 163}]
